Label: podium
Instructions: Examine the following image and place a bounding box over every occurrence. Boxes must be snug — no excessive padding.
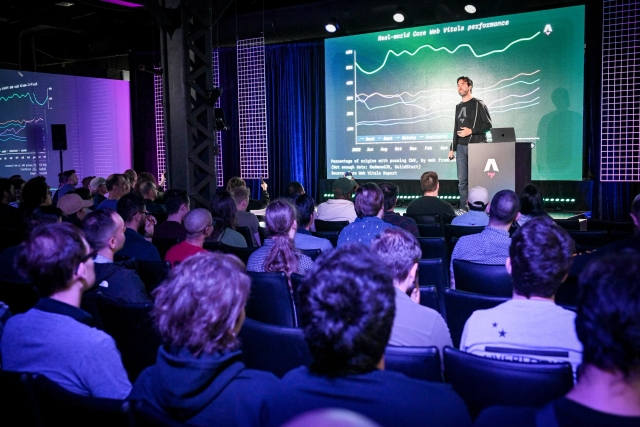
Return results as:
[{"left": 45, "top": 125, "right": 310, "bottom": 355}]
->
[{"left": 468, "top": 142, "right": 531, "bottom": 199}]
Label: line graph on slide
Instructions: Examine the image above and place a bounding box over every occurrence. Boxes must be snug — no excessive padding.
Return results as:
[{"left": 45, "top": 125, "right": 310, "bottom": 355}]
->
[{"left": 0, "top": 118, "right": 44, "bottom": 142}]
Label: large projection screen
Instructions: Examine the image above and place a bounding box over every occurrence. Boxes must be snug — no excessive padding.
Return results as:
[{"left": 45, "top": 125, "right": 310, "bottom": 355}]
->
[{"left": 325, "top": 6, "right": 585, "bottom": 181}]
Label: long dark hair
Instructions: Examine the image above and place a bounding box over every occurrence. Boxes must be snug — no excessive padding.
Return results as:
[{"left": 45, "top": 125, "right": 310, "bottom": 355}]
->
[
  {"left": 264, "top": 199, "right": 299, "bottom": 276},
  {"left": 519, "top": 184, "right": 547, "bottom": 217},
  {"left": 209, "top": 191, "right": 237, "bottom": 242}
]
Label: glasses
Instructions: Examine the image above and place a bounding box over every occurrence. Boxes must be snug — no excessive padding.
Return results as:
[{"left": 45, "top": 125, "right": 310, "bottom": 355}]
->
[
  {"left": 80, "top": 250, "right": 97, "bottom": 263},
  {"left": 139, "top": 211, "right": 151, "bottom": 216}
]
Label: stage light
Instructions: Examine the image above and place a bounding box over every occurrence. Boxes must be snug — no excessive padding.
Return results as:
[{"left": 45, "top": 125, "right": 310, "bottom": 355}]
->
[
  {"left": 325, "top": 19, "right": 339, "bottom": 33},
  {"left": 464, "top": 4, "right": 477, "bottom": 14},
  {"left": 393, "top": 8, "right": 407, "bottom": 23}
]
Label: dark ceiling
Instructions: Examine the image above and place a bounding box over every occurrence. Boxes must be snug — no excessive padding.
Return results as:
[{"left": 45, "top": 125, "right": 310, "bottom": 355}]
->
[{"left": 0, "top": 0, "right": 586, "bottom": 73}]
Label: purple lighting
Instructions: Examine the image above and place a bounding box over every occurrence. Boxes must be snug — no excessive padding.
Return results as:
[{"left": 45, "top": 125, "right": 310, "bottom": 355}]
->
[{"left": 101, "top": 0, "right": 143, "bottom": 8}]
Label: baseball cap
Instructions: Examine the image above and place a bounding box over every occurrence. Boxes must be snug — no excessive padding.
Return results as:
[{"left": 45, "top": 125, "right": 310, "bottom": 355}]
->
[
  {"left": 57, "top": 193, "right": 94, "bottom": 216},
  {"left": 468, "top": 186, "right": 489, "bottom": 207},
  {"left": 333, "top": 177, "right": 356, "bottom": 197},
  {"left": 89, "top": 177, "right": 106, "bottom": 191}
]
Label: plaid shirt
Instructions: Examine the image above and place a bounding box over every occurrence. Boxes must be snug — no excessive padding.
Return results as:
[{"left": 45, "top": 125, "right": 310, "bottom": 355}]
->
[
  {"left": 450, "top": 227, "right": 511, "bottom": 287},
  {"left": 383, "top": 211, "right": 420, "bottom": 237}
]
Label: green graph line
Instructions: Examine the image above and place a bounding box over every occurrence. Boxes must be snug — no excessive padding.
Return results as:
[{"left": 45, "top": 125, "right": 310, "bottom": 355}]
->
[
  {"left": 0, "top": 91, "right": 48, "bottom": 106},
  {"left": 356, "top": 32, "right": 541, "bottom": 75}
]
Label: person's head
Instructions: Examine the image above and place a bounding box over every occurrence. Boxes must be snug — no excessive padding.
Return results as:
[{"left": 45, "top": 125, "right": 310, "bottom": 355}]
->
[
  {"left": 371, "top": 228, "right": 421, "bottom": 293},
  {"left": 286, "top": 181, "right": 305, "bottom": 200},
  {"left": 0, "top": 178, "right": 15, "bottom": 204},
  {"left": 140, "top": 181, "right": 159, "bottom": 201},
  {"left": 72, "top": 187, "right": 92, "bottom": 201},
  {"left": 467, "top": 186, "right": 489, "bottom": 211},
  {"left": 630, "top": 194, "right": 640, "bottom": 234},
  {"left": 264, "top": 199, "right": 299, "bottom": 276},
  {"left": 81, "top": 176, "right": 95, "bottom": 189},
  {"left": 226, "top": 176, "right": 247, "bottom": 191},
  {"left": 152, "top": 252, "right": 250, "bottom": 356},
  {"left": 333, "top": 177, "right": 355, "bottom": 200},
  {"left": 420, "top": 171, "right": 439, "bottom": 194},
  {"left": 23, "top": 206, "right": 63, "bottom": 236},
  {"left": 508, "top": 217, "right": 574, "bottom": 299},
  {"left": 57, "top": 193, "right": 93, "bottom": 222},
  {"left": 134, "top": 172, "right": 156, "bottom": 193},
  {"left": 488, "top": 189, "right": 520, "bottom": 226},
  {"left": 298, "top": 243, "right": 395, "bottom": 376},
  {"left": 184, "top": 208, "right": 213, "bottom": 240},
  {"left": 117, "top": 193, "right": 147, "bottom": 231},
  {"left": 164, "top": 189, "right": 190, "bottom": 220},
  {"left": 16, "top": 223, "right": 94, "bottom": 297},
  {"left": 105, "top": 173, "right": 129, "bottom": 199},
  {"left": 378, "top": 182, "right": 398, "bottom": 211},
  {"left": 576, "top": 251, "right": 640, "bottom": 378},
  {"left": 59, "top": 170, "right": 78, "bottom": 186},
  {"left": 519, "top": 184, "right": 546, "bottom": 217},
  {"left": 82, "top": 209, "right": 126, "bottom": 255},
  {"left": 9, "top": 177, "right": 25, "bottom": 202},
  {"left": 123, "top": 169, "right": 138, "bottom": 189},
  {"left": 89, "top": 177, "right": 107, "bottom": 195},
  {"left": 22, "top": 178, "right": 52, "bottom": 208},
  {"left": 210, "top": 191, "right": 237, "bottom": 238},
  {"left": 231, "top": 186, "right": 250, "bottom": 211},
  {"left": 354, "top": 183, "right": 384, "bottom": 218},
  {"left": 457, "top": 76, "right": 473, "bottom": 96},
  {"left": 293, "top": 194, "right": 316, "bottom": 229}
]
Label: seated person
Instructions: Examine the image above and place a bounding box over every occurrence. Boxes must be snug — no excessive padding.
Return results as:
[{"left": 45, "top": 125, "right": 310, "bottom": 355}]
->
[
  {"left": 264, "top": 243, "right": 471, "bottom": 427},
  {"left": 450, "top": 189, "right": 520, "bottom": 287},
  {"left": 516, "top": 184, "right": 549, "bottom": 227},
  {"left": 0, "top": 178, "right": 20, "bottom": 229},
  {"left": 246, "top": 199, "right": 313, "bottom": 275},
  {"left": 315, "top": 177, "right": 357, "bottom": 223},
  {"left": 379, "top": 182, "right": 419, "bottom": 237},
  {"left": 165, "top": 208, "right": 212, "bottom": 266},
  {"left": 140, "top": 181, "right": 167, "bottom": 216},
  {"left": 115, "top": 193, "right": 161, "bottom": 262},
  {"left": 89, "top": 177, "right": 108, "bottom": 210},
  {"left": 1, "top": 223, "right": 131, "bottom": 398},
  {"left": 460, "top": 217, "right": 582, "bottom": 376},
  {"left": 129, "top": 252, "right": 277, "bottom": 426},
  {"left": 232, "top": 186, "right": 261, "bottom": 246},
  {"left": 451, "top": 186, "right": 489, "bottom": 226},
  {"left": 82, "top": 209, "right": 149, "bottom": 304},
  {"left": 97, "top": 174, "right": 129, "bottom": 211},
  {"left": 292, "top": 194, "right": 333, "bottom": 252},
  {"left": 208, "top": 191, "right": 247, "bottom": 248},
  {"left": 337, "top": 183, "right": 398, "bottom": 247},
  {"left": 405, "top": 171, "right": 455, "bottom": 217},
  {"left": 21, "top": 177, "right": 53, "bottom": 212},
  {"left": 226, "top": 176, "right": 269, "bottom": 211},
  {"left": 285, "top": 181, "right": 305, "bottom": 201},
  {"left": 58, "top": 193, "right": 93, "bottom": 227},
  {"left": 371, "top": 228, "right": 452, "bottom": 354},
  {"left": 475, "top": 251, "right": 640, "bottom": 427},
  {"left": 153, "top": 189, "right": 189, "bottom": 241},
  {"left": 52, "top": 169, "right": 78, "bottom": 204}
]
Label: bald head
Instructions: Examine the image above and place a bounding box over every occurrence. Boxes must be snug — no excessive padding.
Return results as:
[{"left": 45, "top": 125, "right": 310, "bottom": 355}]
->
[{"left": 184, "top": 208, "right": 212, "bottom": 237}]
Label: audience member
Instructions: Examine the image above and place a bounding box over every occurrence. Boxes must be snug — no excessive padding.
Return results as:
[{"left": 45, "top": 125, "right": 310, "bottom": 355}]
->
[
  {"left": 52, "top": 169, "right": 78, "bottom": 204},
  {"left": 97, "top": 174, "right": 130, "bottom": 211},
  {"left": 81, "top": 175, "right": 95, "bottom": 189},
  {"left": 450, "top": 189, "right": 520, "bottom": 287},
  {"left": 133, "top": 171, "right": 155, "bottom": 194},
  {"left": 89, "top": 176, "right": 108, "bottom": 209},
  {"left": 153, "top": 189, "right": 189, "bottom": 241},
  {"left": 226, "top": 176, "right": 269, "bottom": 211},
  {"left": 82, "top": 209, "right": 149, "bottom": 303},
  {"left": 247, "top": 199, "right": 313, "bottom": 275},
  {"left": 475, "top": 251, "right": 640, "bottom": 426},
  {"left": 9, "top": 176, "right": 25, "bottom": 208},
  {"left": 264, "top": 244, "right": 471, "bottom": 427},
  {"left": 460, "top": 217, "right": 582, "bottom": 375},
  {"left": 337, "top": 183, "right": 398, "bottom": 247},
  {"left": 379, "top": 182, "right": 419, "bottom": 237},
  {"left": 283, "top": 409, "right": 380, "bottom": 427},
  {"left": 517, "top": 184, "right": 549, "bottom": 227},
  {"left": 285, "top": 181, "right": 305, "bottom": 200},
  {"left": 140, "top": 181, "right": 167, "bottom": 216},
  {"left": 58, "top": 193, "right": 93, "bottom": 227},
  {"left": 21, "top": 177, "right": 52, "bottom": 210},
  {"left": 115, "top": 193, "right": 161, "bottom": 262},
  {"left": 1, "top": 223, "right": 131, "bottom": 398},
  {"left": 292, "top": 194, "right": 333, "bottom": 252},
  {"left": 129, "top": 252, "right": 277, "bottom": 426},
  {"left": 315, "top": 177, "right": 357, "bottom": 223},
  {"left": 123, "top": 169, "right": 138, "bottom": 192},
  {"left": 0, "top": 178, "right": 19, "bottom": 228},
  {"left": 371, "top": 228, "right": 452, "bottom": 354},
  {"left": 72, "top": 186, "right": 92, "bottom": 201},
  {"left": 451, "top": 186, "right": 489, "bottom": 226},
  {"left": 231, "top": 186, "right": 261, "bottom": 246},
  {"left": 405, "top": 171, "right": 455, "bottom": 217},
  {"left": 208, "top": 191, "right": 247, "bottom": 248},
  {"left": 165, "top": 209, "right": 211, "bottom": 266}
]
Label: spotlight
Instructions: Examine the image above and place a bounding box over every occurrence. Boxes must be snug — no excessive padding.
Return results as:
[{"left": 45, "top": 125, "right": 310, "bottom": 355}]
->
[
  {"left": 393, "top": 8, "right": 407, "bottom": 23},
  {"left": 464, "top": 4, "right": 477, "bottom": 14},
  {"left": 325, "top": 19, "right": 339, "bottom": 33}
]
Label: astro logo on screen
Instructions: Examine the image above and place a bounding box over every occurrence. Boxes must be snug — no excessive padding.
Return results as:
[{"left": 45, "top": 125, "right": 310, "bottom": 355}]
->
[{"left": 484, "top": 159, "right": 499, "bottom": 179}]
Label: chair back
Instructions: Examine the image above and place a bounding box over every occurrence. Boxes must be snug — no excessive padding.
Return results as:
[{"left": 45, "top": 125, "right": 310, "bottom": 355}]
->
[
  {"left": 384, "top": 346, "right": 442, "bottom": 382},
  {"left": 0, "top": 371, "right": 41, "bottom": 426},
  {"left": 236, "top": 226, "right": 256, "bottom": 247},
  {"left": 0, "top": 281, "right": 39, "bottom": 315},
  {"left": 452, "top": 260, "right": 512, "bottom": 296},
  {"left": 419, "top": 285, "right": 439, "bottom": 314},
  {"left": 588, "top": 219, "right": 634, "bottom": 233},
  {"left": 314, "top": 219, "right": 349, "bottom": 232},
  {"left": 417, "top": 237, "right": 447, "bottom": 261},
  {"left": 299, "top": 248, "right": 321, "bottom": 261},
  {"left": 553, "top": 218, "right": 583, "bottom": 231},
  {"left": 418, "top": 259, "right": 448, "bottom": 319},
  {"left": 246, "top": 271, "right": 297, "bottom": 327},
  {"left": 444, "top": 225, "right": 485, "bottom": 257},
  {"left": 444, "top": 289, "right": 509, "bottom": 348},
  {"left": 443, "top": 347, "right": 573, "bottom": 419},
  {"left": 311, "top": 231, "right": 339, "bottom": 248},
  {"left": 238, "top": 318, "right": 312, "bottom": 377},
  {"left": 151, "top": 237, "right": 181, "bottom": 260},
  {"left": 95, "top": 295, "right": 161, "bottom": 382},
  {"left": 405, "top": 214, "right": 443, "bottom": 237},
  {"left": 136, "top": 260, "right": 170, "bottom": 294},
  {"left": 566, "top": 230, "right": 610, "bottom": 252},
  {"left": 204, "top": 242, "right": 258, "bottom": 265}
]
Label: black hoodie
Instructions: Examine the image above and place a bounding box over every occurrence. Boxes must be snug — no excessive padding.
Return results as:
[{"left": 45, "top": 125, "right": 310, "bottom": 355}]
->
[{"left": 129, "top": 346, "right": 277, "bottom": 427}]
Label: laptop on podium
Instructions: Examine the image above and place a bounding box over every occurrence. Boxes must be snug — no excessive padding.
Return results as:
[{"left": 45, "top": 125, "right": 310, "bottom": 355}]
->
[{"left": 490, "top": 127, "right": 517, "bottom": 143}]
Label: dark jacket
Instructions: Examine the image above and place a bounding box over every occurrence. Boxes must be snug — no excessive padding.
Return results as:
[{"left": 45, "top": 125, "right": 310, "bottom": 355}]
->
[
  {"left": 116, "top": 228, "right": 161, "bottom": 262},
  {"left": 91, "top": 261, "right": 150, "bottom": 304},
  {"left": 129, "top": 347, "right": 277, "bottom": 427}
]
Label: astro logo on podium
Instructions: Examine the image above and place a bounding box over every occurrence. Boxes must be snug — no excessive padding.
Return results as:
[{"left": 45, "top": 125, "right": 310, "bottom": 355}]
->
[{"left": 484, "top": 159, "right": 499, "bottom": 179}]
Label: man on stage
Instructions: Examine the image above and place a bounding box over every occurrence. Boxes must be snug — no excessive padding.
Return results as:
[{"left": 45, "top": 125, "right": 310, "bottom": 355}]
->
[{"left": 448, "top": 76, "right": 492, "bottom": 209}]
